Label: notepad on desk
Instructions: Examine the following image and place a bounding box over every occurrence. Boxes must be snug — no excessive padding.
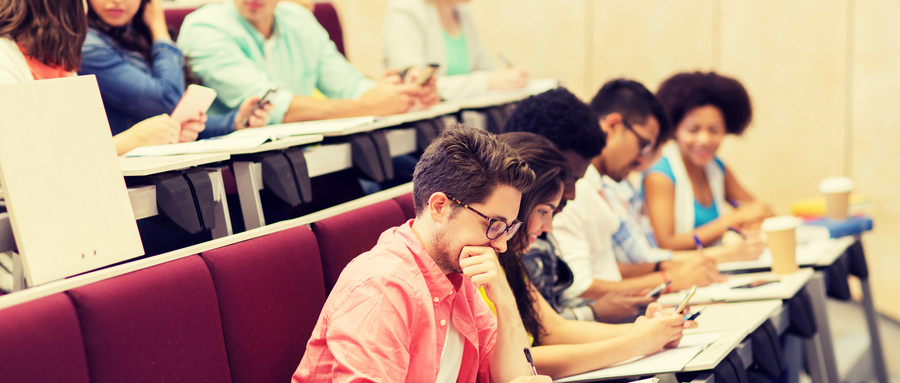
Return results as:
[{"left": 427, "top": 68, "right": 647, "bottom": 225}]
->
[
  {"left": 554, "top": 332, "right": 723, "bottom": 382},
  {"left": 225, "top": 116, "right": 376, "bottom": 139},
  {"left": 124, "top": 134, "right": 272, "bottom": 157}
]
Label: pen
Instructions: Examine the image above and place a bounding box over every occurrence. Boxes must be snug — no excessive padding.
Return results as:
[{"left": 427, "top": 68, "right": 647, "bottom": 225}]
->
[
  {"left": 685, "top": 307, "right": 706, "bottom": 321},
  {"left": 523, "top": 348, "right": 537, "bottom": 375},
  {"left": 692, "top": 234, "right": 704, "bottom": 255},
  {"left": 498, "top": 54, "right": 513, "bottom": 68}
]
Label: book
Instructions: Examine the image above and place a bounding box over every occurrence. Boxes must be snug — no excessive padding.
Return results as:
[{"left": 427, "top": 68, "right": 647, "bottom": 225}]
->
[{"left": 804, "top": 215, "right": 873, "bottom": 238}]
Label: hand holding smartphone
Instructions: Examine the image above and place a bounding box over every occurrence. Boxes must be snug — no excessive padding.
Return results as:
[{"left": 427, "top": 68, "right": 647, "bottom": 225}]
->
[
  {"left": 171, "top": 84, "right": 217, "bottom": 124},
  {"left": 241, "top": 86, "right": 278, "bottom": 128},
  {"left": 415, "top": 63, "right": 440, "bottom": 86},
  {"left": 675, "top": 285, "right": 698, "bottom": 314},
  {"left": 644, "top": 280, "right": 672, "bottom": 298}
]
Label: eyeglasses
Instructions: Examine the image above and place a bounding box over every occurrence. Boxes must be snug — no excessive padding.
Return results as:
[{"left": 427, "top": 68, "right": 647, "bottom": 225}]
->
[
  {"left": 621, "top": 120, "right": 655, "bottom": 158},
  {"left": 445, "top": 193, "right": 522, "bottom": 240}
]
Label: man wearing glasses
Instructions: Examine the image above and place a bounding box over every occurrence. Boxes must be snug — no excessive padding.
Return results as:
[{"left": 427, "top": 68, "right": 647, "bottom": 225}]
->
[
  {"left": 551, "top": 79, "right": 724, "bottom": 323},
  {"left": 294, "top": 125, "right": 550, "bottom": 383}
]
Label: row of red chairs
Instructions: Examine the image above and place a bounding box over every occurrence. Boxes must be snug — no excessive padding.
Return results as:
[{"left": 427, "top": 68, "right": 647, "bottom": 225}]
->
[{"left": 0, "top": 193, "right": 416, "bottom": 382}]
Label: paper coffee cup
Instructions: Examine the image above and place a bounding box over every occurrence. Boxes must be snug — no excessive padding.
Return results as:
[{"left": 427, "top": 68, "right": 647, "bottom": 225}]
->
[
  {"left": 819, "top": 177, "right": 854, "bottom": 220},
  {"left": 762, "top": 216, "right": 802, "bottom": 275}
]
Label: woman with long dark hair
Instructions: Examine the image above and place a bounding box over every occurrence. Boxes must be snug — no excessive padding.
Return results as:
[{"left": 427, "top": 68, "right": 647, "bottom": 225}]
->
[
  {"left": 81, "top": 0, "right": 271, "bottom": 139},
  {"left": 0, "top": 0, "right": 190, "bottom": 155},
  {"left": 494, "top": 132, "right": 695, "bottom": 379}
]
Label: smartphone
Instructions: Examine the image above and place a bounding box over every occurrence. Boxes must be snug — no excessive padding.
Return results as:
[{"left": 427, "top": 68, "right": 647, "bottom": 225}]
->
[
  {"left": 675, "top": 285, "right": 697, "bottom": 314},
  {"left": 644, "top": 280, "right": 672, "bottom": 298},
  {"left": 731, "top": 279, "right": 780, "bottom": 289},
  {"left": 414, "top": 63, "right": 440, "bottom": 86},
  {"left": 240, "top": 86, "right": 278, "bottom": 127},
  {"left": 171, "top": 84, "right": 217, "bottom": 124}
]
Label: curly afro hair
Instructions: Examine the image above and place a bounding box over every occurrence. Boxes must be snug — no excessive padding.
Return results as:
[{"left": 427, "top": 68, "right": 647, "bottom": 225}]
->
[
  {"left": 504, "top": 87, "right": 606, "bottom": 160},
  {"left": 656, "top": 71, "right": 753, "bottom": 135}
]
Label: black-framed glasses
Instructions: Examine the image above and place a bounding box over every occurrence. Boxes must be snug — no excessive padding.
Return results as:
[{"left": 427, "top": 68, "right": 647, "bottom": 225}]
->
[
  {"left": 621, "top": 120, "right": 655, "bottom": 158},
  {"left": 445, "top": 193, "right": 522, "bottom": 240}
]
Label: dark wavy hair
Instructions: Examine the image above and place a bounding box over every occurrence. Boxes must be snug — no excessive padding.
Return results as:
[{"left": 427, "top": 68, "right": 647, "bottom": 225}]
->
[
  {"left": 590, "top": 78, "right": 672, "bottom": 149},
  {"left": 413, "top": 124, "right": 535, "bottom": 216},
  {"left": 504, "top": 87, "right": 605, "bottom": 161},
  {"left": 0, "top": 0, "right": 87, "bottom": 71},
  {"left": 656, "top": 71, "right": 753, "bottom": 135},
  {"left": 497, "top": 132, "right": 568, "bottom": 345},
  {"left": 86, "top": 0, "right": 153, "bottom": 61}
]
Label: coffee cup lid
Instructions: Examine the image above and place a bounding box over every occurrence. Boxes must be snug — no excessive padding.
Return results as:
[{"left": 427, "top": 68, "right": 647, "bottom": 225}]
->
[
  {"left": 819, "top": 177, "right": 854, "bottom": 193},
  {"left": 762, "top": 216, "right": 802, "bottom": 232}
]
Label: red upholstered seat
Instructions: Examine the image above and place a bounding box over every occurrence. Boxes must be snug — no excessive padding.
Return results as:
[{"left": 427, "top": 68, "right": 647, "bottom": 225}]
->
[
  {"left": 313, "top": 2, "right": 346, "bottom": 57},
  {"left": 0, "top": 293, "right": 90, "bottom": 383},
  {"left": 394, "top": 192, "right": 416, "bottom": 220},
  {"left": 201, "top": 226, "right": 326, "bottom": 383},
  {"left": 67, "top": 256, "right": 232, "bottom": 383},
  {"left": 312, "top": 199, "right": 408, "bottom": 293},
  {"left": 164, "top": 8, "right": 194, "bottom": 40}
]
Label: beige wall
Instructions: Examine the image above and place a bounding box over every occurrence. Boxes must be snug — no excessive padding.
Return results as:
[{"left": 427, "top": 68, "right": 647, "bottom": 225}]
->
[{"left": 331, "top": 0, "right": 900, "bottom": 319}]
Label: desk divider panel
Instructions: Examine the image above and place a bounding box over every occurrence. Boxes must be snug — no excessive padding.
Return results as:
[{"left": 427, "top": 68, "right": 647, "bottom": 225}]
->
[
  {"left": 201, "top": 226, "right": 325, "bottom": 383},
  {"left": 0, "top": 293, "right": 90, "bottom": 383}
]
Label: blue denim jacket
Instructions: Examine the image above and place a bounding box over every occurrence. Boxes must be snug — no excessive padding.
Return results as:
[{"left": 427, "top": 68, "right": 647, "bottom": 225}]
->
[{"left": 81, "top": 28, "right": 237, "bottom": 138}]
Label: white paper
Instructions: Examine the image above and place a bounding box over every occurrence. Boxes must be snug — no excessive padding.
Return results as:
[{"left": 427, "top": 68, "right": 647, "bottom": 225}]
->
[
  {"left": 124, "top": 134, "right": 271, "bottom": 157},
  {"left": 554, "top": 332, "right": 723, "bottom": 382},
  {"left": 226, "top": 116, "right": 376, "bottom": 139},
  {"left": 658, "top": 269, "right": 813, "bottom": 305}
]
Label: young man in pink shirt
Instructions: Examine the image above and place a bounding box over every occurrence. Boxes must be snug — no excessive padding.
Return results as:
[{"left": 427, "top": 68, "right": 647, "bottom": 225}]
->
[{"left": 295, "top": 125, "right": 551, "bottom": 383}]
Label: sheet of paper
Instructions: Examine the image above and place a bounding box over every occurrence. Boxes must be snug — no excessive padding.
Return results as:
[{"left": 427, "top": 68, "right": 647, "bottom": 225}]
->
[
  {"left": 554, "top": 332, "right": 723, "bottom": 382},
  {"left": 658, "top": 268, "right": 813, "bottom": 305},
  {"left": 124, "top": 134, "right": 270, "bottom": 157},
  {"left": 225, "top": 116, "right": 376, "bottom": 139}
]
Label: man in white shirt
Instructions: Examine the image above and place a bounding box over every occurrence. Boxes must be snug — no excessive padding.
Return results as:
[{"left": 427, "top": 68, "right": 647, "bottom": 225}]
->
[{"left": 553, "top": 79, "right": 723, "bottom": 323}]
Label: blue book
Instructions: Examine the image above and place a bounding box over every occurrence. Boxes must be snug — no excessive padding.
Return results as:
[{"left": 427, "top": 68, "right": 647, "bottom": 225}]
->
[{"left": 805, "top": 215, "right": 873, "bottom": 238}]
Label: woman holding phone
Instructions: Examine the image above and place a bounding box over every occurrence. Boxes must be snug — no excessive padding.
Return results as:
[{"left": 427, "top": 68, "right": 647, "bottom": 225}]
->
[
  {"left": 488, "top": 132, "right": 694, "bottom": 379},
  {"left": 383, "top": 0, "right": 529, "bottom": 100},
  {"left": 0, "top": 0, "right": 191, "bottom": 155},
  {"left": 81, "top": 0, "right": 272, "bottom": 139}
]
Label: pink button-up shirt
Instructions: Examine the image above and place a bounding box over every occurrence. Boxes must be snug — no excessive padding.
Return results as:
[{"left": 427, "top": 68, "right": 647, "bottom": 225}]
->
[{"left": 294, "top": 220, "right": 497, "bottom": 382}]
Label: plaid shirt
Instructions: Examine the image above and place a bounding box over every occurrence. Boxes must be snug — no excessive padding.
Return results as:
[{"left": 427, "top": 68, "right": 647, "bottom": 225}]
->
[
  {"left": 521, "top": 235, "right": 595, "bottom": 321},
  {"left": 601, "top": 175, "right": 674, "bottom": 264}
]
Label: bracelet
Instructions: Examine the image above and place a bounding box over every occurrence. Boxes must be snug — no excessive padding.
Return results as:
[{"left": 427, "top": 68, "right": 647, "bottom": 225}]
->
[{"left": 659, "top": 271, "right": 672, "bottom": 293}]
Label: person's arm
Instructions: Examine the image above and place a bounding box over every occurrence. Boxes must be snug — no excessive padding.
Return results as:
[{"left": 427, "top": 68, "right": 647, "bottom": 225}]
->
[
  {"left": 308, "top": 276, "right": 418, "bottom": 380},
  {"left": 530, "top": 303, "right": 689, "bottom": 379},
  {"left": 460, "top": 246, "right": 532, "bottom": 382},
  {"left": 645, "top": 170, "right": 771, "bottom": 250},
  {"left": 533, "top": 285, "right": 630, "bottom": 345},
  {"left": 112, "top": 114, "right": 181, "bottom": 156},
  {"left": 81, "top": 36, "right": 185, "bottom": 121}
]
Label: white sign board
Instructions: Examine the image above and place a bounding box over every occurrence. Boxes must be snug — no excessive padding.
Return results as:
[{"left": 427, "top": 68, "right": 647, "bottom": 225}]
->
[{"left": 0, "top": 76, "right": 143, "bottom": 285}]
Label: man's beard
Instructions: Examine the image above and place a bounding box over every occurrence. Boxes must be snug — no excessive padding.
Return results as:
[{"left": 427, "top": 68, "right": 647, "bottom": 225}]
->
[{"left": 431, "top": 225, "right": 461, "bottom": 274}]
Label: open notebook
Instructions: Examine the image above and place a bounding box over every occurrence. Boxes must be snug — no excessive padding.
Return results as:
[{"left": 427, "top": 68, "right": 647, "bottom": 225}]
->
[{"left": 554, "top": 332, "right": 723, "bottom": 382}]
